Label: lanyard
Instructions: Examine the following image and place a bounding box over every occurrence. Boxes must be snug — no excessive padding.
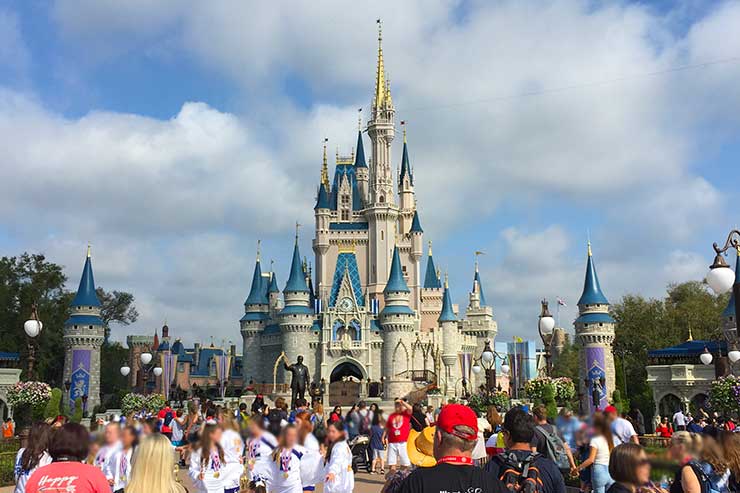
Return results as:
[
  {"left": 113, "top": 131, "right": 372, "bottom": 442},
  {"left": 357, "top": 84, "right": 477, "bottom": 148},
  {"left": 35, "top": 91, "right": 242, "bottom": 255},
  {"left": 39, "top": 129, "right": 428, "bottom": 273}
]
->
[{"left": 437, "top": 456, "right": 474, "bottom": 465}]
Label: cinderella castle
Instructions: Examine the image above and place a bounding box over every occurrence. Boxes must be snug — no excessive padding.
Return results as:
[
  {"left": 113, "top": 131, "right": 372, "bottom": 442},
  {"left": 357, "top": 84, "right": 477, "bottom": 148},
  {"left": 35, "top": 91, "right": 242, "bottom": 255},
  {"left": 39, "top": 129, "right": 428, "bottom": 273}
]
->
[{"left": 60, "top": 23, "right": 620, "bottom": 411}]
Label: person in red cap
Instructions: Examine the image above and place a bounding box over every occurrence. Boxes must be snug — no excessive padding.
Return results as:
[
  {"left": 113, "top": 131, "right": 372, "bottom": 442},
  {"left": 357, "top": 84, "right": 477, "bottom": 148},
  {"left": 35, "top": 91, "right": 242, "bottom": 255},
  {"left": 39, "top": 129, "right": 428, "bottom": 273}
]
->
[
  {"left": 396, "top": 403, "right": 507, "bottom": 493},
  {"left": 605, "top": 406, "right": 638, "bottom": 445}
]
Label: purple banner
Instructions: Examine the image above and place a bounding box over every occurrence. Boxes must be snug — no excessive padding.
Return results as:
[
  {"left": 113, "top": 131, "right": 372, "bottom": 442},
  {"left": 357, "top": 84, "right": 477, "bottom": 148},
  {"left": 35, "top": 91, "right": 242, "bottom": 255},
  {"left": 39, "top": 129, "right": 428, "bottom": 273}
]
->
[
  {"left": 70, "top": 349, "right": 91, "bottom": 409},
  {"left": 585, "top": 347, "right": 607, "bottom": 411}
]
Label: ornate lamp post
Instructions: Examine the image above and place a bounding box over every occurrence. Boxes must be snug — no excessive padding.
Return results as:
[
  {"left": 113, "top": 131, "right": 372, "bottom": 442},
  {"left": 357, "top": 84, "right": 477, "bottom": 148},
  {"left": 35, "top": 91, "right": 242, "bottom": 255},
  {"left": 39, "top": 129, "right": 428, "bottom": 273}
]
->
[
  {"left": 471, "top": 340, "right": 510, "bottom": 394},
  {"left": 23, "top": 304, "right": 43, "bottom": 380},
  {"left": 538, "top": 300, "right": 556, "bottom": 376},
  {"left": 705, "top": 231, "right": 740, "bottom": 374},
  {"left": 122, "top": 352, "right": 161, "bottom": 394}
]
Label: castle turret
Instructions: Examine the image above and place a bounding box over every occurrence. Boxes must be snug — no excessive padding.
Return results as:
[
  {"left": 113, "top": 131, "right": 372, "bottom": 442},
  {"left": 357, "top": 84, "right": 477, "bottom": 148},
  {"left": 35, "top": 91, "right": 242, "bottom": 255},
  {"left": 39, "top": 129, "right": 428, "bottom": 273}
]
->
[
  {"left": 280, "top": 235, "right": 314, "bottom": 383},
  {"left": 381, "top": 246, "right": 416, "bottom": 397},
  {"left": 355, "top": 127, "right": 369, "bottom": 204},
  {"left": 63, "top": 246, "right": 105, "bottom": 412},
  {"left": 419, "top": 241, "right": 443, "bottom": 331},
  {"left": 409, "top": 210, "right": 423, "bottom": 311},
  {"left": 398, "top": 130, "right": 416, "bottom": 232},
  {"left": 439, "top": 275, "right": 461, "bottom": 396},
  {"left": 462, "top": 257, "right": 497, "bottom": 390},
  {"left": 240, "top": 246, "right": 269, "bottom": 383},
  {"left": 268, "top": 268, "right": 281, "bottom": 317},
  {"left": 574, "top": 242, "right": 616, "bottom": 412},
  {"left": 722, "top": 248, "right": 740, "bottom": 345}
]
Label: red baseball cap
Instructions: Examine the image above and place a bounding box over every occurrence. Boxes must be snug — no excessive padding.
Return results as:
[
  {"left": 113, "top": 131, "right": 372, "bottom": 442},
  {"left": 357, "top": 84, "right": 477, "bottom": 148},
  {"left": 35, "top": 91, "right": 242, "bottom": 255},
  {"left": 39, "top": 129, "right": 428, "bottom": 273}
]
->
[
  {"left": 436, "top": 404, "right": 478, "bottom": 440},
  {"left": 604, "top": 405, "right": 618, "bottom": 414}
]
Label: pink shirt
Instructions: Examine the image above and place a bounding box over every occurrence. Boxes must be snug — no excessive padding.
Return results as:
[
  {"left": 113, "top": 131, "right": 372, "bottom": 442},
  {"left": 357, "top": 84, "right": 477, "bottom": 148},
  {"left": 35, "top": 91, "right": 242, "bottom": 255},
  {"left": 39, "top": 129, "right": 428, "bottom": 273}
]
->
[{"left": 26, "top": 461, "right": 111, "bottom": 493}]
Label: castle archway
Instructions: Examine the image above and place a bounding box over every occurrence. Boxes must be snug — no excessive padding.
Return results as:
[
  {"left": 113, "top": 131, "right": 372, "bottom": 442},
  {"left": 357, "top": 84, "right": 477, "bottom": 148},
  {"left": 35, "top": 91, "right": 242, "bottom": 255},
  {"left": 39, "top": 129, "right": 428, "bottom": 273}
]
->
[
  {"left": 329, "top": 359, "right": 366, "bottom": 407},
  {"left": 658, "top": 393, "right": 682, "bottom": 418}
]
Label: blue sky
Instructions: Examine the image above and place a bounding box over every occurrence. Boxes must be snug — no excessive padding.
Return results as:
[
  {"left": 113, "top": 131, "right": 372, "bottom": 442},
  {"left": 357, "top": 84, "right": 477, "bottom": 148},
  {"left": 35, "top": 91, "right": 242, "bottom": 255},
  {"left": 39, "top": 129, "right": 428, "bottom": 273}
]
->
[{"left": 1, "top": 0, "right": 740, "bottom": 346}]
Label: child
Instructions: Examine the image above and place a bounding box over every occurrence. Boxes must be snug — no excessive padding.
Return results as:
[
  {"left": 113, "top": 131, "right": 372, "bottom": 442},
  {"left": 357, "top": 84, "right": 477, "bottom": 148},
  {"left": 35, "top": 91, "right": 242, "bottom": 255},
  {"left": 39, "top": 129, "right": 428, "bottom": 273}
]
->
[
  {"left": 246, "top": 413, "right": 277, "bottom": 487},
  {"left": 370, "top": 413, "right": 386, "bottom": 474},
  {"left": 189, "top": 423, "right": 225, "bottom": 493},
  {"left": 106, "top": 425, "right": 138, "bottom": 493},
  {"left": 219, "top": 413, "right": 245, "bottom": 493},
  {"left": 267, "top": 425, "right": 312, "bottom": 493},
  {"left": 318, "top": 421, "right": 354, "bottom": 493}
]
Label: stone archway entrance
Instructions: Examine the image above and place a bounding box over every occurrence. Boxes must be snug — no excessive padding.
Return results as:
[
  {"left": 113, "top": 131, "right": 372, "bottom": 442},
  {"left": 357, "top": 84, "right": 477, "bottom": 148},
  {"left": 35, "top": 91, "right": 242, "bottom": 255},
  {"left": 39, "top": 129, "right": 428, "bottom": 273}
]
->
[
  {"left": 329, "top": 361, "right": 364, "bottom": 407},
  {"left": 658, "top": 393, "right": 682, "bottom": 418}
]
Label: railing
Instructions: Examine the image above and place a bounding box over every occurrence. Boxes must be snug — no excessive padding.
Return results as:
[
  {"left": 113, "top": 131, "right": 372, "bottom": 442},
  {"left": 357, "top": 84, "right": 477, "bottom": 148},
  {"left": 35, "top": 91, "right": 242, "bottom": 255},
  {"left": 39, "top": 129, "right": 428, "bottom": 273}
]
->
[
  {"left": 396, "top": 369, "right": 437, "bottom": 385},
  {"left": 639, "top": 435, "right": 672, "bottom": 448},
  {"left": 249, "top": 383, "right": 290, "bottom": 395}
]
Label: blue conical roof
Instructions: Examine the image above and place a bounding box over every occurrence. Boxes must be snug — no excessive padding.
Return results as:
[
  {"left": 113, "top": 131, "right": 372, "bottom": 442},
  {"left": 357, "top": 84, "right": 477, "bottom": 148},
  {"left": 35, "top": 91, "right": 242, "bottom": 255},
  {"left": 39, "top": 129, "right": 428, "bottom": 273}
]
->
[
  {"left": 577, "top": 244, "right": 609, "bottom": 306},
  {"left": 70, "top": 254, "right": 101, "bottom": 307},
  {"left": 410, "top": 210, "right": 423, "bottom": 233},
  {"left": 384, "top": 246, "right": 410, "bottom": 293},
  {"left": 245, "top": 258, "right": 268, "bottom": 305},
  {"left": 438, "top": 281, "right": 456, "bottom": 322},
  {"left": 314, "top": 183, "right": 330, "bottom": 210},
  {"left": 354, "top": 130, "right": 367, "bottom": 168},
  {"left": 284, "top": 241, "right": 309, "bottom": 292},
  {"left": 399, "top": 140, "right": 413, "bottom": 185},
  {"left": 723, "top": 251, "right": 740, "bottom": 318},
  {"left": 424, "top": 251, "right": 441, "bottom": 289},
  {"left": 268, "top": 271, "right": 280, "bottom": 294},
  {"left": 474, "top": 269, "right": 488, "bottom": 306}
]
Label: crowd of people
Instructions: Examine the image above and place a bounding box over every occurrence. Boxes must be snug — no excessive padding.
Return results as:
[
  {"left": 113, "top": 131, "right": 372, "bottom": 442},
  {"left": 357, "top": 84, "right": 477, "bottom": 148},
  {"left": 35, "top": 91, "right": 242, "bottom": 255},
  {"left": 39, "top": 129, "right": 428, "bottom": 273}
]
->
[{"left": 8, "top": 395, "right": 740, "bottom": 493}]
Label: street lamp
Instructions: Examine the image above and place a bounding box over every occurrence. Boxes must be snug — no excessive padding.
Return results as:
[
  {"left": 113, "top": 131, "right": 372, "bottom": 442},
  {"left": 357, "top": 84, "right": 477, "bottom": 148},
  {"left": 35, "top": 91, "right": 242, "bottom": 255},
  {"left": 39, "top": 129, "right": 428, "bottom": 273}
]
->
[
  {"left": 538, "top": 299, "right": 556, "bottom": 376},
  {"left": 705, "top": 231, "right": 740, "bottom": 373},
  {"left": 472, "top": 340, "right": 509, "bottom": 394},
  {"left": 700, "top": 347, "right": 713, "bottom": 366},
  {"left": 121, "top": 352, "right": 159, "bottom": 394},
  {"left": 23, "top": 303, "right": 43, "bottom": 380},
  {"left": 120, "top": 365, "right": 131, "bottom": 377}
]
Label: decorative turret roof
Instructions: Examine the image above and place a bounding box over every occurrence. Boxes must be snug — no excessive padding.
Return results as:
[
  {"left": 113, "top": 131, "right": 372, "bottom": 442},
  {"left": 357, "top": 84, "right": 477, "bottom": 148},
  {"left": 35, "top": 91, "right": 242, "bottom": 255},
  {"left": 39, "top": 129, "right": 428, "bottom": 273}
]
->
[
  {"left": 577, "top": 242, "right": 609, "bottom": 306},
  {"left": 284, "top": 240, "right": 309, "bottom": 293},
  {"left": 268, "top": 271, "right": 280, "bottom": 294},
  {"left": 438, "top": 276, "right": 456, "bottom": 322},
  {"left": 245, "top": 252, "right": 268, "bottom": 305},
  {"left": 474, "top": 268, "right": 488, "bottom": 307},
  {"left": 723, "top": 248, "right": 740, "bottom": 318},
  {"left": 399, "top": 137, "right": 413, "bottom": 185},
  {"left": 315, "top": 183, "right": 330, "bottom": 210},
  {"left": 70, "top": 247, "right": 101, "bottom": 308},
  {"left": 410, "top": 210, "right": 423, "bottom": 233},
  {"left": 354, "top": 130, "right": 367, "bottom": 168},
  {"left": 384, "top": 246, "right": 410, "bottom": 293},
  {"left": 424, "top": 242, "right": 442, "bottom": 289}
]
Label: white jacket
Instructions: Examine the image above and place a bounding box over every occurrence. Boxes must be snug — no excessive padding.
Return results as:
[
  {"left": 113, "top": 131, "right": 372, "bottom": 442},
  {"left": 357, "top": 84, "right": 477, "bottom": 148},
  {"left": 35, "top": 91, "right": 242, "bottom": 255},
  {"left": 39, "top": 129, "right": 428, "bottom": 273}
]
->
[
  {"left": 264, "top": 445, "right": 317, "bottom": 493},
  {"left": 189, "top": 447, "right": 225, "bottom": 493},
  {"left": 219, "top": 429, "right": 245, "bottom": 490},
  {"left": 246, "top": 431, "right": 277, "bottom": 483},
  {"left": 319, "top": 440, "right": 354, "bottom": 493},
  {"left": 105, "top": 447, "right": 134, "bottom": 492}
]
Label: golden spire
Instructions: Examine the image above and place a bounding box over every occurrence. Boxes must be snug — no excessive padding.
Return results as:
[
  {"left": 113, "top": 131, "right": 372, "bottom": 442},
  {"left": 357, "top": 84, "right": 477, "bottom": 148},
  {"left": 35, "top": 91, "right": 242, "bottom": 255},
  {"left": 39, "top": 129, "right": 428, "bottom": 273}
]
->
[
  {"left": 587, "top": 240, "right": 592, "bottom": 257},
  {"left": 428, "top": 240, "right": 433, "bottom": 256},
  {"left": 358, "top": 108, "right": 362, "bottom": 131},
  {"left": 321, "top": 138, "right": 330, "bottom": 189},
  {"left": 86, "top": 242, "right": 91, "bottom": 258},
  {"left": 374, "top": 19, "right": 386, "bottom": 110},
  {"left": 444, "top": 272, "right": 449, "bottom": 289},
  {"left": 687, "top": 324, "right": 694, "bottom": 342},
  {"left": 256, "top": 239, "right": 261, "bottom": 262},
  {"left": 401, "top": 120, "right": 407, "bottom": 143}
]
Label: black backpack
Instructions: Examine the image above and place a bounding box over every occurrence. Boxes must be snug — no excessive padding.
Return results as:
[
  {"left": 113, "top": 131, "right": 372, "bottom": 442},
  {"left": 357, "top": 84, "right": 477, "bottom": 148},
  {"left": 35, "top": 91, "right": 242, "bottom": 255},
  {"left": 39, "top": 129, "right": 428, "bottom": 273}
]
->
[
  {"left": 163, "top": 410, "right": 174, "bottom": 427},
  {"left": 495, "top": 452, "right": 546, "bottom": 493}
]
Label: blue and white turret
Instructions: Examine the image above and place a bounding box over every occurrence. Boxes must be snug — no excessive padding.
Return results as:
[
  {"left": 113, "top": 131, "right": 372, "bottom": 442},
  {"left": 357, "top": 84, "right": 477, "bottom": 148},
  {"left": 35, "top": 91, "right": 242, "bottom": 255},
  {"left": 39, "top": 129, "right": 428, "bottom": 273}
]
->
[
  {"left": 240, "top": 244, "right": 269, "bottom": 383},
  {"left": 439, "top": 275, "right": 461, "bottom": 396},
  {"left": 63, "top": 246, "right": 105, "bottom": 413},
  {"left": 574, "top": 242, "right": 616, "bottom": 412},
  {"left": 355, "top": 127, "right": 369, "bottom": 204}
]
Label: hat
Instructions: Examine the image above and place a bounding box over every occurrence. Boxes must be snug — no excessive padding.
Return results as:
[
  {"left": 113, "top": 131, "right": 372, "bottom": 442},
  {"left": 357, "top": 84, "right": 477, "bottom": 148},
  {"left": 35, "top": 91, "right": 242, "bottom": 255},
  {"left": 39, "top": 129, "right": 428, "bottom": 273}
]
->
[
  {"left": 407, "top": 426, "right": 437, "bottom": 467},
  {"left": 604, "top": 405, "right": 618, "bottom": 414},
  {"left": 436, "top": 403, "right": 478, "bottom": 440}
]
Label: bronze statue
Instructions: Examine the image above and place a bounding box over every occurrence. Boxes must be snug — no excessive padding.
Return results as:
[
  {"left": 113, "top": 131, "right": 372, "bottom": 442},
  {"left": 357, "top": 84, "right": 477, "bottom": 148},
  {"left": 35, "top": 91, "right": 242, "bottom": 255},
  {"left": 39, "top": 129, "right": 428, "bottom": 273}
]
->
[{"left": 283, "top": 355, "right": 310, "bottom": 408}]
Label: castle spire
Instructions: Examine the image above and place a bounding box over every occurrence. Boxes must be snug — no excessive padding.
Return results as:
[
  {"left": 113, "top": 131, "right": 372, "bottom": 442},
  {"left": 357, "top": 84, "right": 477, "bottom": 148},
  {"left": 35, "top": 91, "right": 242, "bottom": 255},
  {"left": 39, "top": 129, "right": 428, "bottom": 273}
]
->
[
  {"left": 374, "top": 19, "right": 386, "bottom": 110},
  {"left": 399, "top": 122, "right": 413, "bottom": 185},
  {"left": 473, "top": 251, "right": 487, "bottom": 306},
  {"left": 410, "top": 210, "right": 423, "bottom": 234},
  {"left": 71, "top": 247, "right": 101, "bottom": 308},
  {"left": 245, "top": 245, "right": 268, "bottom": 305},
  {"left": 578, "top": 241, "right": 608, "bottom": 306},
  {"left": 424, "top": 241, "right": 442, "bottom": 289},
  {"left": 439, "top": 273, "right": 456, "bottom": 322},
  {"left": 354, "top": 128, "right": 367, "bottom": 168},
  {"left": 384, "top": 245, "right": 410, "bottom": 293},
  {"left": 285, "top": 234, "right": 309, "bottom": 293},
  {"left": 321, "top": 138, "right": 330, "bottom": 189}
]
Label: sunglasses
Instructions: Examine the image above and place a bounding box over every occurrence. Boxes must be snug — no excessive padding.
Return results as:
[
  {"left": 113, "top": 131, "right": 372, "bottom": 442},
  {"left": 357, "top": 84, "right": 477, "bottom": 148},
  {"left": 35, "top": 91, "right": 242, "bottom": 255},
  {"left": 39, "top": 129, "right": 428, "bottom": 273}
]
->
[{"left": 637, "top": 458, "right": 650, "bottom": 466}]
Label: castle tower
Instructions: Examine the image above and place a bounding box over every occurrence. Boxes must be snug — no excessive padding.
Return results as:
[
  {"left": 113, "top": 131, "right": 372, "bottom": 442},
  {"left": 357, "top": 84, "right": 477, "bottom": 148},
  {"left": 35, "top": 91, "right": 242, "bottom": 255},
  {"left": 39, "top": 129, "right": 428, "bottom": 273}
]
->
[
  {"left": 419, "top": 242, "right": 443, "bottom": 331},
  {"left": 268, "top": 269, "right": 282, "bottom": 318},
  {"left": 366, "top": 20, "right": 399, "bottom": 303},
  {"left": 574, "top": 242, "right": 616, "bottom": 412},
  {"left": 279, "top": 235, "right": 315, "bottom": 382},
  {"left": 409, "top": 210, "right": 424, "bottom": 311},
  {"left": 398, "top": 131, "right": 416, "bottom": 232},
  {"left": 380, "top": 246, "right": 416, "bottom": 398},
  {"left": 439, "top": 275, "right": 460, "bottom": 396},
  {"left": 462, "top": 258, "right": 498, "bottom": 389},
  {"left": 314, "top": 141, "right": 332, "bottom": 302},
  {"left": 240, "top": 246, "right": 269, "bottom": 383},
  {"left": 63, "top": 246, "right": 105, "bottom": 412},
  {"left": 721, "top": 248, "right": 740, "bottom": 345},
  {"left": 355, "top": 127, "right": 369, "bottom": 204}
]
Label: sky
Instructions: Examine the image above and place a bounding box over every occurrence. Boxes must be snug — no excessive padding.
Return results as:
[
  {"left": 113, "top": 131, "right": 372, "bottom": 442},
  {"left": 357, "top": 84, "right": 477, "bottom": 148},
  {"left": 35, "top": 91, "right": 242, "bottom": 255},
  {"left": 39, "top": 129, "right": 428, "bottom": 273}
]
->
[{"left": 1, "top": 0, "right": 740, "bottom": 348}]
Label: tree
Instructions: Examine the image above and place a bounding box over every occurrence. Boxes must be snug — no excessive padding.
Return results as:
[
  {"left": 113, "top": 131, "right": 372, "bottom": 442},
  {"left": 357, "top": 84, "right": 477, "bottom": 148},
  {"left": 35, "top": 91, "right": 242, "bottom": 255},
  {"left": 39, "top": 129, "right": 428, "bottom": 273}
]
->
[
  {"left": 97, "top": 288, "right": 139, "bottom": 344},
  {"left": 100, "top": 342, "right": 129, "bottom": 407},
  {"left": 70, "top": 397, "right": 83, "bottom": 423},
  {"left": 44, "top": 388, "right": 63, "bottom": 420},
  {"left": 552, "top": 337, "right": 579, "bottom": 384}
]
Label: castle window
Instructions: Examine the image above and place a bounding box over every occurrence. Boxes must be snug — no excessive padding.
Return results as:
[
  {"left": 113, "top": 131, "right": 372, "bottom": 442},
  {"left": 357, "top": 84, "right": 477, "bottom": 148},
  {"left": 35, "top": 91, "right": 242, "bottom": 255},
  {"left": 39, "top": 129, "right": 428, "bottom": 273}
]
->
[
  {"left": 341, "top": 195, "right": 350, "bottom": 206},
  {"left": 341, "top": 210, "right": 350, "bottom": 221},
  {"left": 379, "top": 195, "right": 385, "bottom": 203},
  {"left": 380, "top": 231, "right": 384, "bottom": 241},
  {"left": 402, "top": 265, "right": 407, "bottom": 274}
]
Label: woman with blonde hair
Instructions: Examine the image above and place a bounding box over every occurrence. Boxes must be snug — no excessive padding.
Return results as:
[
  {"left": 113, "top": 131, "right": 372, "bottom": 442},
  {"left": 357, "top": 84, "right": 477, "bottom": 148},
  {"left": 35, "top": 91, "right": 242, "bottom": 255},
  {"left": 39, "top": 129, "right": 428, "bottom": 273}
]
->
[
  {"left": 219, "top": 412, "right": 245, "bottom": 493},
  {"left": 126, "top": 434, "right": 185, "bottom": 493},
  {"left": 668, "top": 431, "right": 702, "bottom": 493}
]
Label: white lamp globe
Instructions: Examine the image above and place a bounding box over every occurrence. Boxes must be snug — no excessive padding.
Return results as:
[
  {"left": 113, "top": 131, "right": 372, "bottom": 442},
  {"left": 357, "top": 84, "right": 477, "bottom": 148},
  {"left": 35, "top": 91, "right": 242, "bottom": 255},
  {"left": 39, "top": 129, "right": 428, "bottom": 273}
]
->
[
  {"left": 153, "top": 367, "right": 163, "bottom": 377},
  {"left": 23, "top": 319, "right": 42, "bottom": 338},
  {"left": 539, "top": 315, "right": 556, "bottom": 333},
  {"left": 707, "top": 267, "right": 735, "bottom": 294},
  {"left": 481, "top": 350, "right": 494, "bottom": 364},
  {"left": 140, "top": 352, "right": 153, "bottom": 365},
  {"left": 120, "top": 366, "right": 131, "bottom": 377},
  {"left": 729, "top": 349, "right": 740, "bottom": 364},
  {"left": 501, "top": 364, "right": 510, "bottom": 374},
  {"left": 472, "top": 364, "right": 482, "bottom": 374},
  {"left": 700, "top": 350, "right": 713, "bottom": 366}
]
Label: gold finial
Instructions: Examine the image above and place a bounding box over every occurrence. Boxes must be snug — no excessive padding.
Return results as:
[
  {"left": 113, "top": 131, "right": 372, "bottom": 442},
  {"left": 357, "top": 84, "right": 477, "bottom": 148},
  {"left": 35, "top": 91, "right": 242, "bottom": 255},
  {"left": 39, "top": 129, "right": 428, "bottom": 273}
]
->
[
  {"left": 401, "top": 120, "right": 407, "bottom": 143},
  {"left": 256, "top": 240, "right": 261, "bottom": 262},
  {"left": 295, "top": 222, "right": 301, "bottom": 243},
  {"left": 374, "top": 19, "right": 386, "bottom": 110},
  {"left": 428, "top": 240, "right": 433, "bottom": 256},
  {"left": 436, "top": 267, "right": 441, "bottom": 280},
  {"left": 475, "top": 251, "right": 485, "bottom": 272},
  {"left": 687, "top": 324, "right": 694, "bottom": 342},
  {"left": 587, "top": 241, "right": 592, "bottom": 257},
  {"left": 737, "top": 246, "right": 740, "bottom": 257},
  {"left": 358, "top": 108, "right": 362, "bottom": 131},
  {"left": 321, "top": 138, "right": 329, "bottom": 189},
  {"left": 86, "top": 242, "right": 91, "bottom": 258},
  {"left": 444, "top": 271, "right": 449, "bottom": 289}
]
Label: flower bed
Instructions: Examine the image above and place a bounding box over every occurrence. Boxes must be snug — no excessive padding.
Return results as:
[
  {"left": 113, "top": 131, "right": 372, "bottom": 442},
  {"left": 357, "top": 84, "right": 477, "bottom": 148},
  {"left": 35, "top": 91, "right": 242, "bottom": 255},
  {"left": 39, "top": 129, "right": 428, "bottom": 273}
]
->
[
  {"left": 121, "top": 393, "right": 167, "bottom": 416},
  {"left": 524, "top": 377, "right": 575, "bottom": 405},
  {"left": 7, "top": 381, "right": 51, "bottom": 428},
  {"left": 709, "top": 375, "right": 740, "bottom": 416}
]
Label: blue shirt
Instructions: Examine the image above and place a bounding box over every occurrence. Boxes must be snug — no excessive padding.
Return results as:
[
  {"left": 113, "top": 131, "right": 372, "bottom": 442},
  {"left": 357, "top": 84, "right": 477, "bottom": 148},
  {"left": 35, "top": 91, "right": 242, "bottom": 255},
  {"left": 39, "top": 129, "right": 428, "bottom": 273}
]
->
[
  {"left": 556, "top": 415, "right": 580, "bottom": 450},
  {"left": 370, "top": 424, "right": 384, "bottom": 450}
]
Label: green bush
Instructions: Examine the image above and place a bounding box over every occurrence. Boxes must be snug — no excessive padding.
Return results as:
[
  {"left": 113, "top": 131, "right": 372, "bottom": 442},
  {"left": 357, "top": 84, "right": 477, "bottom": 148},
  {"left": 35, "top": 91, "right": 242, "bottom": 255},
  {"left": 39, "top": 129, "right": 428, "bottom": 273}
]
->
[
  {"left": 70, "top": 397, "right": 83, "bottom": 424},
  {"left": 612, "top": 389, "right": 629, "bottom": 414},
  {"left": 543, "top": 384, "right": 558, "bottom": 420},
  {"left": 44, "top": 388, "right": 63, "bottom": 420}
]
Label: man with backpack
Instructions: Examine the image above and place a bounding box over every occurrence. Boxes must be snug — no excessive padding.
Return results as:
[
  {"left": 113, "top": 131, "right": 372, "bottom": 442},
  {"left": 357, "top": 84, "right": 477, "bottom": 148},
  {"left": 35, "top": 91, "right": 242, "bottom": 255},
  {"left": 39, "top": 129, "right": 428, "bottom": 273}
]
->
[
  {"left": 485, "top": 407, "right": 566, "bottom": 493},
  {"left": 158, "top": 404, "right": 174, "bottom": 440},
  {"left": 531, "top": 405, "right": 578, "bottom": 477}
]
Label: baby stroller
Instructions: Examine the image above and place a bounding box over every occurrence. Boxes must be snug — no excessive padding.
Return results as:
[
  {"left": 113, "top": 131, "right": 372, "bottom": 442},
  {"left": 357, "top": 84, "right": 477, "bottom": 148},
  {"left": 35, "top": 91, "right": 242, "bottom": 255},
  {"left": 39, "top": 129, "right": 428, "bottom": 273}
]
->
[{"left": 348, "top": 435, "right": 371, "bottom": 473}]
